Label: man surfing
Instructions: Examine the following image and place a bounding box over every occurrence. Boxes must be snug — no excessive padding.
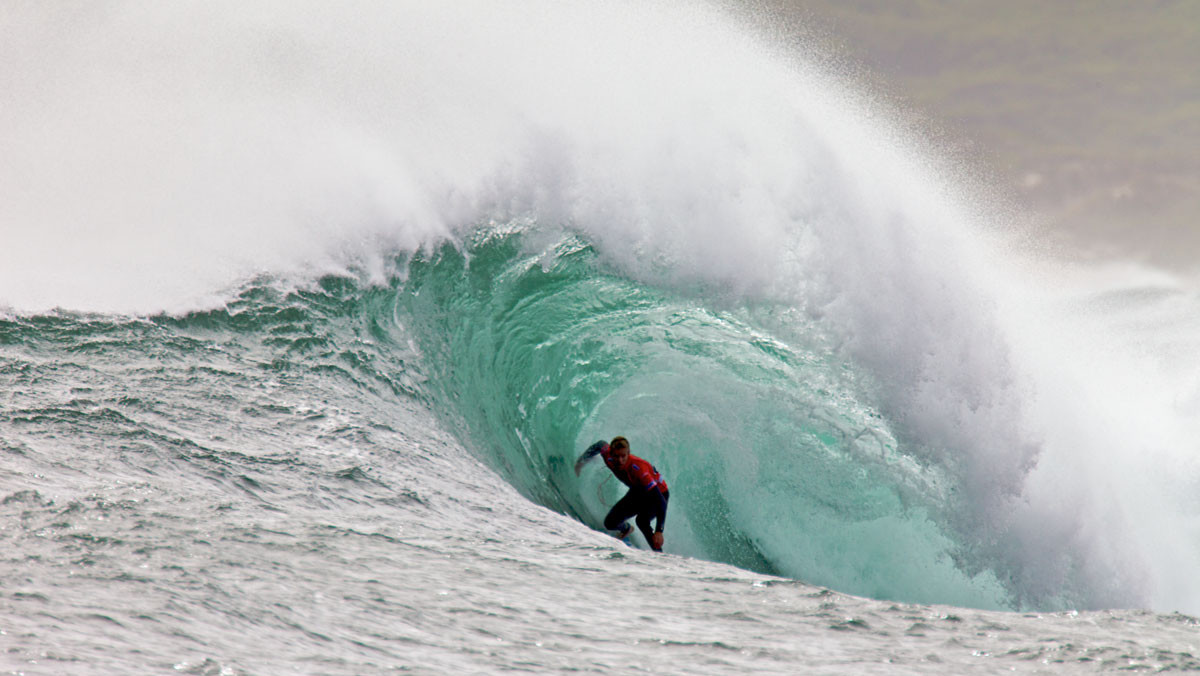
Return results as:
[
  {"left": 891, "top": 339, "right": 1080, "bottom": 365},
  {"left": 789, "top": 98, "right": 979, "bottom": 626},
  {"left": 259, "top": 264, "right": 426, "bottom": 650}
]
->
[{"left": 575, "top": 436, "right": 669, "bottom": 552}]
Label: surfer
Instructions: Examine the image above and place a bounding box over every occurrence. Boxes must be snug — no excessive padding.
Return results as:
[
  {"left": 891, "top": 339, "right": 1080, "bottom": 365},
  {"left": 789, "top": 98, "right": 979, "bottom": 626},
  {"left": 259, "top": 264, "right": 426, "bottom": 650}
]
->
[{"left": 574, "top": 436, "right": 669, "bottom": 552}]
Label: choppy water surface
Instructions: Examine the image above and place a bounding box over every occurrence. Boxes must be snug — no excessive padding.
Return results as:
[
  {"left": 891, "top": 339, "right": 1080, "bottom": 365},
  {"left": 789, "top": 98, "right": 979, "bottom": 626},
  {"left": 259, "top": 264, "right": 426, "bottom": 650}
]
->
[
  {"left": 1, "top": 270, "right": 1198, "bottom": 675},
  {"left": 4, "top": 1, "right": 1200, "bottom": 673}
]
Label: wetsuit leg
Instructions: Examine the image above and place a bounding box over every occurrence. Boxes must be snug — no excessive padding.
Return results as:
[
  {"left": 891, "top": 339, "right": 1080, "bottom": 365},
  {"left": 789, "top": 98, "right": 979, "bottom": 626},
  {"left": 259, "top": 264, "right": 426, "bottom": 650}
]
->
[
  {"left": 635, "top": 489, "right": 668, "bottom": 551},
  {"left": 634, "top": 511, "right": 655, "bottom": 547},
  {"left": 604, "top": 490, "right": 642, "bottom": 532}
]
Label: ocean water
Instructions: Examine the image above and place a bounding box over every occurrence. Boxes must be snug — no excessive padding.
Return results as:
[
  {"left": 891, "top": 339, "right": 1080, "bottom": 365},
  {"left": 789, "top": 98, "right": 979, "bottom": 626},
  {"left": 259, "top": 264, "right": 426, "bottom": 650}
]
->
[{"left": 4, "top": 2, "right": 1200, "bottom": 673}]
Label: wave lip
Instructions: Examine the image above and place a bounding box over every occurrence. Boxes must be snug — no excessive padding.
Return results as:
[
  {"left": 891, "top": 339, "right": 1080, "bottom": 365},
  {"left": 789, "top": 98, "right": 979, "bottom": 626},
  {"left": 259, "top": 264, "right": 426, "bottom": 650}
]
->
[
  {"left": 5, "top": 0, "right": 1198, "bottom": 614},
  {"left": 395, "top": 228, "right": 1009, "bottom": 609}
]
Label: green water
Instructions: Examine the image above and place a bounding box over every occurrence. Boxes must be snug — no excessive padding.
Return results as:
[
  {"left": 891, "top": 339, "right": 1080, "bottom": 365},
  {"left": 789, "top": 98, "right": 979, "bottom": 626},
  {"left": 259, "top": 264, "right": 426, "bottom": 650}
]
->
[{"left": 397, "top": 227, "right": 1012, "bottom": 609}]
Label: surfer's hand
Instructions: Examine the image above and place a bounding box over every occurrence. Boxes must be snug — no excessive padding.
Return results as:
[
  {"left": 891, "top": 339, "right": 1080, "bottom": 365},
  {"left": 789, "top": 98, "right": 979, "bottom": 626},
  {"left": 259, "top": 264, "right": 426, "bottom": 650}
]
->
[
  {"left": 650, "top": 532, "right": 664, "bottom": 551},
  {"left": 574, "top": 458, "right": 586, "bottom": 476}
]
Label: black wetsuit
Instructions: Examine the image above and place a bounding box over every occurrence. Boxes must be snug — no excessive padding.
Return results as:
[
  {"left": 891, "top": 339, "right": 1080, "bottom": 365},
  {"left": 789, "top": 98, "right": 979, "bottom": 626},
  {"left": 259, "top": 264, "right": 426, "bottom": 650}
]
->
[{"left": 580, "top": 440, "right": 669, "bottom": 551}]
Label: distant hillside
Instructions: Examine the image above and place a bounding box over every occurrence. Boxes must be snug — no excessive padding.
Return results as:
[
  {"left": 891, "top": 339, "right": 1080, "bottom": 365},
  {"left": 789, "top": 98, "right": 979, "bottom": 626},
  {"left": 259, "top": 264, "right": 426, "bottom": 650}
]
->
[{"left": 752, "top": 0, "right": 1200, "bottom": 266}]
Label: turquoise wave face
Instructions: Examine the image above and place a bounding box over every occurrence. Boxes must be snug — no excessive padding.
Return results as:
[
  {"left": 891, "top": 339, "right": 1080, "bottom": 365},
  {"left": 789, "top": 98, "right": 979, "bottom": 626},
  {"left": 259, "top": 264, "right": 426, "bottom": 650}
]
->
[
  {"left": 397, "top": 226, "right": 1011, "bottom": 610},
  {"left": 3, "top": 223, "right": 1122, "bottom": 612}
]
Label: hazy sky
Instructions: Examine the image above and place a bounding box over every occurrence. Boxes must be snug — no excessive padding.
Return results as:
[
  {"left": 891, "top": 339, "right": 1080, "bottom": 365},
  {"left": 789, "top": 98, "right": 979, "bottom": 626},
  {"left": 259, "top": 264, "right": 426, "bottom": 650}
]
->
[{"left": 760, "top": 0, "right": 1200, "bottom": 267}]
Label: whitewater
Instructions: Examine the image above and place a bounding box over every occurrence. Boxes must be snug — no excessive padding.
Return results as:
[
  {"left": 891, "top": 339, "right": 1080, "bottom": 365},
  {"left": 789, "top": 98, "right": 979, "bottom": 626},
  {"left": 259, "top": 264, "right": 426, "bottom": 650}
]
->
[{"left": 3, "top": 1, "right": 1200, "bottom": 673}]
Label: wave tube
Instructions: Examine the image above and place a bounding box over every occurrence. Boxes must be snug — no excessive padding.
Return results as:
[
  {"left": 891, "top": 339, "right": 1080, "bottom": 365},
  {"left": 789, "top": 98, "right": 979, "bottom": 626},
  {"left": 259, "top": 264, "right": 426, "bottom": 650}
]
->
[{"left": 4, "top": 1, "right": 1199, "bottom": 612}]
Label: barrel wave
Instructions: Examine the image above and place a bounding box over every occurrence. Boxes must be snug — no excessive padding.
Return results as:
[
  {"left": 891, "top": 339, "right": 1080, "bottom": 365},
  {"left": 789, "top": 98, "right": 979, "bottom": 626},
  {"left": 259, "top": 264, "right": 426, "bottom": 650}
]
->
[
  {"left": 4, "top": 0, "right": 1200, "bottom": 628},
  {"left": 396, "top": 225, "right": 1013, "bottom": 609}
]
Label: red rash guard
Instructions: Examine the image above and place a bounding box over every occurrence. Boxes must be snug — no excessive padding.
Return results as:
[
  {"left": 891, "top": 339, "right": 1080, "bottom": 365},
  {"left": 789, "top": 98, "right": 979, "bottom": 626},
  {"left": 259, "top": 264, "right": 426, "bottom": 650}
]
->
[{"left": 602, "top": 448, "right": 668, "bottom": 494}]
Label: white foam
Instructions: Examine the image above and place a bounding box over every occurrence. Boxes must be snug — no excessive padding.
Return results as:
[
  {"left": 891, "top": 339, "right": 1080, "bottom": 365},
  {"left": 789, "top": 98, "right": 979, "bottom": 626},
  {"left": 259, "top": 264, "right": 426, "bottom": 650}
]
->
[{"left": 4, "top": 0, "right": 1197, "bottom": 612}]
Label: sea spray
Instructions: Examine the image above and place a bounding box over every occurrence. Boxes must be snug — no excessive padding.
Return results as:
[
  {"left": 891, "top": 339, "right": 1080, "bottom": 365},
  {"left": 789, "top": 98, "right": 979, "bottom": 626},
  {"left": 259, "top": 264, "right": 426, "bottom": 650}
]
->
[{"left": 2, "top": 0, "right": 1198, "bottom": 613}]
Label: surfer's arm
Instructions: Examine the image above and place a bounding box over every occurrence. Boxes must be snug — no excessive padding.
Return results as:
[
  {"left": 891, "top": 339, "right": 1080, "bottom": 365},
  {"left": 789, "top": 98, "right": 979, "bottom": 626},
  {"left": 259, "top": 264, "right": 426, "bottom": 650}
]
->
[
  {"left": 574, "top": 440, "right": 608, "bottom": 476},
  {"left": 647, "top": 489, "right": 667, "bottom": 551},
  {"left": 649, "top": 488, "right": 667, "bottom": 533}
]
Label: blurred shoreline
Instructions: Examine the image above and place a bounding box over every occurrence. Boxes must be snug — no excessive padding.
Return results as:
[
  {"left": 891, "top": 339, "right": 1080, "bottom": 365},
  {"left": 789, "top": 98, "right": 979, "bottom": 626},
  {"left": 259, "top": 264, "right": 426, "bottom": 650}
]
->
[{"left": 753, "top": 0, "right": 1200, "bottom": 270}]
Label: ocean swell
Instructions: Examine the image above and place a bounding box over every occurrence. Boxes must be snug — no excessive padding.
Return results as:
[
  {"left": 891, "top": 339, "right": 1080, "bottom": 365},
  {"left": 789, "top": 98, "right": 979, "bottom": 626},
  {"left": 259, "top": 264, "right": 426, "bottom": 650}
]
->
[{"left": 3, "top": 0, "right": 1198, "bottom": 614}]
